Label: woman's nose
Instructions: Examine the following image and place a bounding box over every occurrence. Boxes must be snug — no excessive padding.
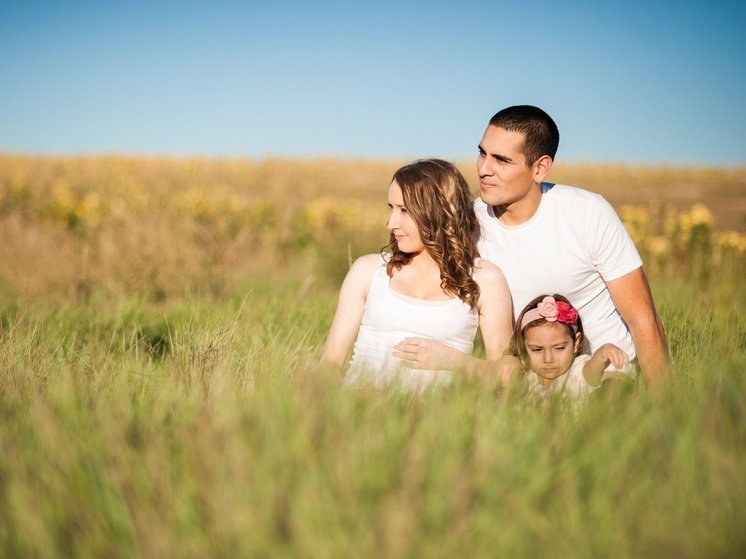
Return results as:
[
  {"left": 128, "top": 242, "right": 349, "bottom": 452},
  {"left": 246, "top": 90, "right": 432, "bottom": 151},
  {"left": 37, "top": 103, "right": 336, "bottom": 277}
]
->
[{"left": 387, "top": 210, "right": 398, "bottom": 230}]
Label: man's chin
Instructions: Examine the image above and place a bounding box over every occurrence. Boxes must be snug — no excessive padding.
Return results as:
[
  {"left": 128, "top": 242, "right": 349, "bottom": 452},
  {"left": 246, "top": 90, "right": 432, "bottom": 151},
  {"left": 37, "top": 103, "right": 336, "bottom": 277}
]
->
[{"left": 479, "top": 191, "right": 501, "bottom": 206}]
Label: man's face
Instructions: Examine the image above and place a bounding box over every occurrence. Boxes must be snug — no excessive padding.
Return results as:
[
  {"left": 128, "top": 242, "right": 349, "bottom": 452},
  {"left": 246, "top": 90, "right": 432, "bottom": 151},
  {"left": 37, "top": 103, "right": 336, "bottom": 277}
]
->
[{"left": 477, "top": 126, "right": 539, "bottom": 209}]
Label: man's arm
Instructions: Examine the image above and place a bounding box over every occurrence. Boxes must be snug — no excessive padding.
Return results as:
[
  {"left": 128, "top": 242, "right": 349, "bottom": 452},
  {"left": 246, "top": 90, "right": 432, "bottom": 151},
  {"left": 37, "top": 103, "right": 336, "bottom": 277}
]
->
[{"left": 605, "top": 267, "right": 671, "bottom": 387}]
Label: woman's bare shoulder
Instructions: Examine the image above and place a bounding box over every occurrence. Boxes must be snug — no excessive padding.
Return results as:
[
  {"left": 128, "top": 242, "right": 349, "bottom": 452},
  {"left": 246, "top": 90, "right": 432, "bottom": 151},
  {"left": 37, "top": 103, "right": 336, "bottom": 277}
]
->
[
  {"left": 473, "top": 258, "right": 506, "bottom": 281},
  {"left": 351, "top": 253, "right": 382, "bottom": 269},
  {"left": 345, "top": 253, "right": 383, "bottom": 280}
]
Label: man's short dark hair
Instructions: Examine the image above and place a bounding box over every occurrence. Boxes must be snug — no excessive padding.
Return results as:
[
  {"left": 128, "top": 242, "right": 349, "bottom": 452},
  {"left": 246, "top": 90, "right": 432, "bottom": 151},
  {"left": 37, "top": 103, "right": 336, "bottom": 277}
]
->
[{"left": 489, "top": 105, "right": 560, "bottom": 166}]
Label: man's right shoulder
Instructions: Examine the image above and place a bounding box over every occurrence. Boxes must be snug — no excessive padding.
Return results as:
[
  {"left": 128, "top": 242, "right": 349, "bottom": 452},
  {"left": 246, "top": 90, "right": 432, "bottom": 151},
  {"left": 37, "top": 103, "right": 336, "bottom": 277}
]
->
[{"left": 545, "top": 183, "right": 606, "bottom": 203}]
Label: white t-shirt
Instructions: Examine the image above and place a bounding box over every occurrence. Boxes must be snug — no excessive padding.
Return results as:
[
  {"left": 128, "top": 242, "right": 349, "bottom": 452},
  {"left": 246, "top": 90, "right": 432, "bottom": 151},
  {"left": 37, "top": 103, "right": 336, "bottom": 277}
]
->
[
  {"left": 344, "top": 254, "right": 480, "bottom": 393},
  {"left": 474, "top": 183, "right": 642, "bottom": 363}
]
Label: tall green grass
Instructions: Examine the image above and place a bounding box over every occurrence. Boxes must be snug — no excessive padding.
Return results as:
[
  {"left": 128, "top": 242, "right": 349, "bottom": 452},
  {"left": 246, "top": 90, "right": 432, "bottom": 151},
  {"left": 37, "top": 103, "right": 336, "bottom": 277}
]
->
[
  {"left": 1, "top": 157, "right": 744, "bottom": 556},
  {"left": 1, "top": 271, "right": 744, "bottom": 558}
]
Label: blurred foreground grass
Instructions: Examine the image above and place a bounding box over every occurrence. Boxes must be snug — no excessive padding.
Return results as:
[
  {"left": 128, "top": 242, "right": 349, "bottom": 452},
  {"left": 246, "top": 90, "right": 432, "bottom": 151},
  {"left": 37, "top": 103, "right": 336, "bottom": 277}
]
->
[{"left": 0, "top": 156, "right": 745, "bottom": 557}]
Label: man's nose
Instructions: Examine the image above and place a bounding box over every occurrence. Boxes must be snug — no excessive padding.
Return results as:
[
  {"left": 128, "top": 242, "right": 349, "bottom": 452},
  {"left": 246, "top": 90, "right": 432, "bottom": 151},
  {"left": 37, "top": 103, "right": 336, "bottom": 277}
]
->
[{"left": 477, "top": 157, "right": 491, "bottom": 177}]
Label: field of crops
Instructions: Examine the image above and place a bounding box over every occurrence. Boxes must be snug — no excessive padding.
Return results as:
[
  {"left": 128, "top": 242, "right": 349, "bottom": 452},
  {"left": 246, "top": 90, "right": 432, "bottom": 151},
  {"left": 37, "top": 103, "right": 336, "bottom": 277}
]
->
[{"left": 1, "top": 155, "right": 744, "bottom": 557}]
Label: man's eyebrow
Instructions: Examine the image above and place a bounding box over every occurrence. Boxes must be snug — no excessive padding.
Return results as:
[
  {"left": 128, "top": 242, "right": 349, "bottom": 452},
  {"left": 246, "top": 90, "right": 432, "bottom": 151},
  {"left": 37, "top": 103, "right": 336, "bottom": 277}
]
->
[{"left": 478, "top": 144, "right": 513, "bottom": 164}]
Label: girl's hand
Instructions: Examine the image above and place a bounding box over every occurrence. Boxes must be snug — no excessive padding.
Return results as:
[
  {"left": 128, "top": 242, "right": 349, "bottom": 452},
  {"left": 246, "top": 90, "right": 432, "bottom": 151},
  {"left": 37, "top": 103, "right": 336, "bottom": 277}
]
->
[
  {"left": 596, "top": 343, "right": 630, "bottom": 370},
  {"left": 392, "top": 337, "right": 457, "bottom": 370}
]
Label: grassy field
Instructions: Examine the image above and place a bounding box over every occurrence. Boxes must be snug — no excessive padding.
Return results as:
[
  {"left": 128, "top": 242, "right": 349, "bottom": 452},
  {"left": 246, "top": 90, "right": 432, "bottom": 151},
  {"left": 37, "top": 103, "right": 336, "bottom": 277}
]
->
[{"left": 1, "top": 156, "right": 745, "bottom": 557}]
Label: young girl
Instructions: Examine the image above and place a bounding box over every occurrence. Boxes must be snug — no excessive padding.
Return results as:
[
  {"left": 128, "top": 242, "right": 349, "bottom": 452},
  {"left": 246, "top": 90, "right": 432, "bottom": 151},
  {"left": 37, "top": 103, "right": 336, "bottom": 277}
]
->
[
  {"left": 507, "top": 294, "right": 630, "bottom": 405},
  {"left": 320, "top": 159, "right": 513, "bottom": 392}
]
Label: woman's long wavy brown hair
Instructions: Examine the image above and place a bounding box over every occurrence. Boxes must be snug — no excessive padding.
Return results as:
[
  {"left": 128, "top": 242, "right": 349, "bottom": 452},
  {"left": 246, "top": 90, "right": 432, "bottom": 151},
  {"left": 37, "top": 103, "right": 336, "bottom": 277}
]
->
[{"left": 384, "top": 159, "right": 481, "bottom": 309}]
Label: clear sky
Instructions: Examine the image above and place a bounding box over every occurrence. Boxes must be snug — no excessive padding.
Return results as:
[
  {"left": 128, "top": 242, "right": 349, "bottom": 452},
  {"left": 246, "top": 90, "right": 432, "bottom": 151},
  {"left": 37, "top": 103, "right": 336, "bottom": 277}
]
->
[{"left": 1, "top": 0, "right": 744, "bottom": 165}]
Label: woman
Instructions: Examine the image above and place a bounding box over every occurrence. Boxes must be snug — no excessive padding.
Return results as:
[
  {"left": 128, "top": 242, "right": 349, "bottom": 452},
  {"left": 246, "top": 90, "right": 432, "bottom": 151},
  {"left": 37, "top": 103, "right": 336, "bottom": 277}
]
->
[{"left": 320, "top": 159, "right": 512, "bottom": 392}]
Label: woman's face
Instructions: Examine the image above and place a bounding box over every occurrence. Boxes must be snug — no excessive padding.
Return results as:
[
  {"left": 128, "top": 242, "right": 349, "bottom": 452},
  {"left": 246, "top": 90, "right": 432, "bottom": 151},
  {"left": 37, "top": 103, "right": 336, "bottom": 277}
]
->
[
  {"left": 524, "top": 322, "right": 579, "bottom": 385},
  {"left": 387, "top": 180, "right": 424, "bottom": 254}
]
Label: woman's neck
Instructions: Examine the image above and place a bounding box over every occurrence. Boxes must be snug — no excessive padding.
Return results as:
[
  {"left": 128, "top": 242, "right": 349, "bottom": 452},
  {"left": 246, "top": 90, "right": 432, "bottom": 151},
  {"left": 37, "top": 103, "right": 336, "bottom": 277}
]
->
[
  {"left": 390, "top": 250, "right": 451, "bottom": 301},
  {"left": 407, "top": 249, "right": 440, "bottom": 273}
]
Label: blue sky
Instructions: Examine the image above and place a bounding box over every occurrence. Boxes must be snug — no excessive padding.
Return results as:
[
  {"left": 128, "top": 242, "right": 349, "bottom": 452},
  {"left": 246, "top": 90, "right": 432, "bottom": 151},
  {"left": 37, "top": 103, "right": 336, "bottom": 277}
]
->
[{"left": 1, "top": 0, "right": 744, "bottom": 165}]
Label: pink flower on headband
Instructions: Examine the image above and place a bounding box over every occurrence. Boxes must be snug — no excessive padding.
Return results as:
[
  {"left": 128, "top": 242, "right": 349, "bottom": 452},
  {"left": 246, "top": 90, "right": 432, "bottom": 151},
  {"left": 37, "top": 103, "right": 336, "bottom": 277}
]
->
[
  {"left": 534, "top": 296, "right": 578, "bottom": 325},
  {"left": 536, "top": 297, "right": 559, "bottom": 321},
  {"left": 520, "top": 296, "right": 580, "bottom": 331}
]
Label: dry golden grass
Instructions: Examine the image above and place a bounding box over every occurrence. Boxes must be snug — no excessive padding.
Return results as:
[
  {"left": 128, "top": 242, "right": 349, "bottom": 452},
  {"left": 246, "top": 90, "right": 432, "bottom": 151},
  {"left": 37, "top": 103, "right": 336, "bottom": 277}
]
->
[
  {"left": 3, "top": 155, "right": 743, "bottom": 225},
  {"left": 0, "top": 154, "right": 744, "bottom": 303}
]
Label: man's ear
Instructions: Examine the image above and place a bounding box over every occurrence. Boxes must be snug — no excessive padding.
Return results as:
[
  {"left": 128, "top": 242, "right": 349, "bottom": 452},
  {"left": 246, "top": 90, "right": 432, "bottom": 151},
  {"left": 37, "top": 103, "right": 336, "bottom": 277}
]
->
[{"left": 533, "top": 154, "right": 553, "bottom": 183}]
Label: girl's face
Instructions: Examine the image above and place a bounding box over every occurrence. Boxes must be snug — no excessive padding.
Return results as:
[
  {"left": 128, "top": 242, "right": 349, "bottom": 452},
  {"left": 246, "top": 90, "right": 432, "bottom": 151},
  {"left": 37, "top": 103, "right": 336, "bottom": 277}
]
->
[
  {"left": 523, "top": 322, "right": 579, "bottom": 386},
  {"left": 387, "top": 180, "right": 424, "bottom": 254}
]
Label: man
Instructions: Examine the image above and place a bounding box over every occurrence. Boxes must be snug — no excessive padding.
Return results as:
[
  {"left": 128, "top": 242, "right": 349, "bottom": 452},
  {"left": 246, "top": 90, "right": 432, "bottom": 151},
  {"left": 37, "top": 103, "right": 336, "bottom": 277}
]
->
[{"left": 474, "top": 105, "right": 671, "bottom": 386}]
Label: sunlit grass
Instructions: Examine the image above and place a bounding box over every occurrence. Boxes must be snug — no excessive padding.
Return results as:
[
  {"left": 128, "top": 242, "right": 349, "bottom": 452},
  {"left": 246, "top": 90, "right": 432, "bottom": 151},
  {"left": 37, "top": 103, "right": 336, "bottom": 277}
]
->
[{"left": 0, "top": 155, "right": 744, "bottom": 556}]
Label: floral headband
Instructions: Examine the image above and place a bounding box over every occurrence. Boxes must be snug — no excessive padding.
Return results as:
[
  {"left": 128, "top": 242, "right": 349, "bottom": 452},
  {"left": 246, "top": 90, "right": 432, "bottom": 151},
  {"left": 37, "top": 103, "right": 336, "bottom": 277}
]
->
[{"left": 520, "top": 296, "right": 579, "bottom": 331}]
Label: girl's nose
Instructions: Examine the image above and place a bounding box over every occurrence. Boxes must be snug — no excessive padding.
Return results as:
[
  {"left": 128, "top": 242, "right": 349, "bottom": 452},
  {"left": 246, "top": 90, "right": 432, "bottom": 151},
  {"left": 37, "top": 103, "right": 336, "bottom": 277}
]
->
[{"left": 543, "top": 352, "right": 553, "bottom": 364}]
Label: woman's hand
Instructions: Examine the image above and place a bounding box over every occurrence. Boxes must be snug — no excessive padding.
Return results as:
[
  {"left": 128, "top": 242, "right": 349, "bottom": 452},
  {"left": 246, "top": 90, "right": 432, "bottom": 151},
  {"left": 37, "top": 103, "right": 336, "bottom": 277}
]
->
[
  {"left": 493, "top": 354, "right": 522, "bottom": 387},
  {"left": 392, "top": 337, "right": 457, "bottom": 370}
]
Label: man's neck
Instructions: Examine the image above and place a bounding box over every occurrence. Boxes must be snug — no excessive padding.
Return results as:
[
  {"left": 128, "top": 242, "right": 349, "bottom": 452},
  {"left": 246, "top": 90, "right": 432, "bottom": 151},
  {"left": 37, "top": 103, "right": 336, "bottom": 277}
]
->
[{"left": 493, "top": 183, "right": 543, "bottom": 226}]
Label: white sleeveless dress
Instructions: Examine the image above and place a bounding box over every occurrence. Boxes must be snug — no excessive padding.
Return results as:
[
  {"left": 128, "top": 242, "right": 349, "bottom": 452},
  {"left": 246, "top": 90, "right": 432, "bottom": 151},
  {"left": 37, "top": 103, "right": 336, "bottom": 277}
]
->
[{"left": 344, "top": 254, "right": 480, "bottom": 392}]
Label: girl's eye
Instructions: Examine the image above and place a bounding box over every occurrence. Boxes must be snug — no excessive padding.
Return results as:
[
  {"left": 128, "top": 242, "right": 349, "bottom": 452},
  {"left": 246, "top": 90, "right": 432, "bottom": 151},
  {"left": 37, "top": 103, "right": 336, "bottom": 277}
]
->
[
  {"left": 530, "top": 348, "right": 542, "bottom": 353},
  {"left": 555, "top": 346, "right": 566, "bottom": 352}
]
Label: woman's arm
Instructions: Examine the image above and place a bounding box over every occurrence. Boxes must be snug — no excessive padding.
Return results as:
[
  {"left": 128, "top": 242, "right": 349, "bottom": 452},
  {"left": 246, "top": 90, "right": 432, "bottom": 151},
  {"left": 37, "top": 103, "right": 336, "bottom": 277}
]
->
[
  {"left": 319, "top": 254, "right": 379, "bottom": 370},
  {"left": 473, "top": 260, "right": 513, "bottom": 360}
]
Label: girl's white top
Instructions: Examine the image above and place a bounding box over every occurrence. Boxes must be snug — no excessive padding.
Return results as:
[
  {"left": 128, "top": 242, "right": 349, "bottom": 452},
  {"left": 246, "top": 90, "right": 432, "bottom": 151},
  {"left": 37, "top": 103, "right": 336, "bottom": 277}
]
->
[
  {"left": 524, "top": 354, "right": 598, "bottom": 411},
  {"left": 344, "top": 254, "right": 479, "bottom": 392}
]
